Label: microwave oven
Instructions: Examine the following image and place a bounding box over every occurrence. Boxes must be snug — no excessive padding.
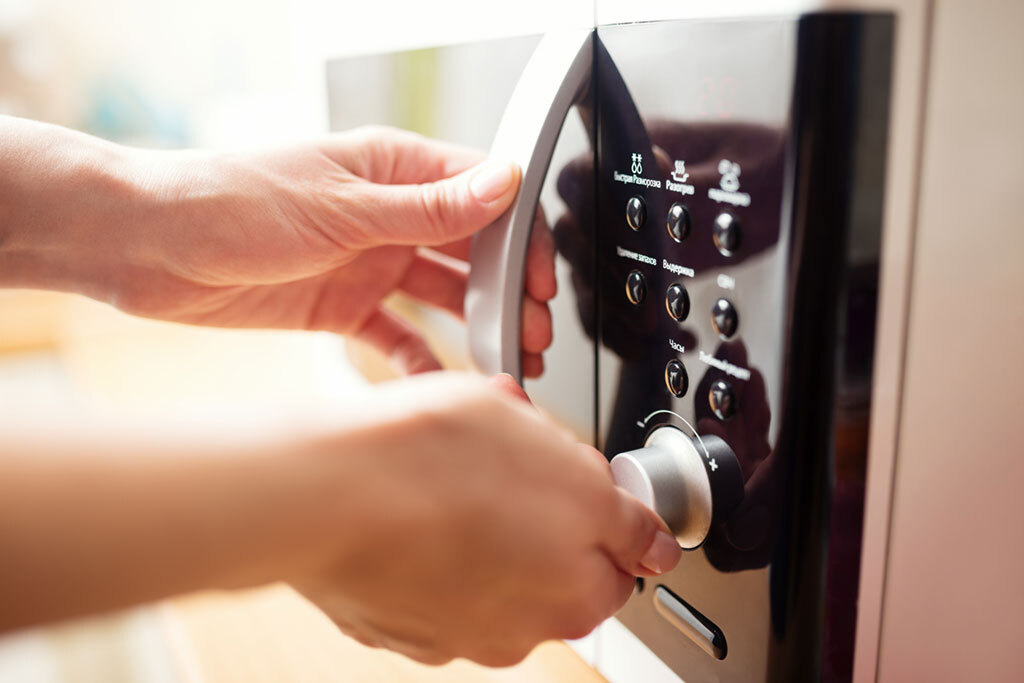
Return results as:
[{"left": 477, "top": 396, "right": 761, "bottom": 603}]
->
[{"left": 324, "top": 1, "right": 1024, "bottom": 681}]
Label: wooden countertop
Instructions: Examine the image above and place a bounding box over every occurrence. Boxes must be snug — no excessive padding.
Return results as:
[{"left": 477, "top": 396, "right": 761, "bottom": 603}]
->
[{"left": 169, "top": 585, "right": 607, "bottom": 683}]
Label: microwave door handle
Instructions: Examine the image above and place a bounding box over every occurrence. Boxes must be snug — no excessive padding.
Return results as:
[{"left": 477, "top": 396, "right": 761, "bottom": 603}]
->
[{"left": 465, "top": 29, "right": 594, "bottom": 381}]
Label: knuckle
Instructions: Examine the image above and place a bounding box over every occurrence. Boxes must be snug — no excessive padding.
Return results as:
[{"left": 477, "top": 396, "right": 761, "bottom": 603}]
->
[
  {"left": 417, "top": 182, "right": 455, "bottom": 239},
  {"left": 350, "top": 123, "right": 398, "bottom": 143}
]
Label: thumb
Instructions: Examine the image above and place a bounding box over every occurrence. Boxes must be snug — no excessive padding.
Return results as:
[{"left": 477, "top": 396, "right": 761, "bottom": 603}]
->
[
  {"left": 349, "top": 160, "right": 521, "bottom": 248},
  {"left": 603, "top": 488, "right": 682, "bottom": 578}
]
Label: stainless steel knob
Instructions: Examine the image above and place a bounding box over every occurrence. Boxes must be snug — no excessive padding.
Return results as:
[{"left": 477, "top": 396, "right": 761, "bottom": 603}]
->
[{"left": 610, "top": 426, "right": 740, "bottom": 550}]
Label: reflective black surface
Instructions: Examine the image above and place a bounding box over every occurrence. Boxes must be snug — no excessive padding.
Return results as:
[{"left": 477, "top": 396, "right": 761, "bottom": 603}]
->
[
  {"left": 625, "top": 269, "right": 646, "bottom": 305},
  {"left": 584, "top": 13, "right": 894, "bottom": 683},
  {"left": 667, "top": 202, "right": 692, "bottom": 242},
  {"left": 626, "top": 195, "right": 647, "bottom": 231},
  {"left": 712, "top": 211, "right": 742, "bottom": 255},
  {"left": 709, "top": 379, "right": 736, "bottom": 420},
  {"left": 665, "top": 282, "right": 690, "bottom": 321},
  {"left": 654, "top": 585, "right": 728, "bottom": 661},
  {"left": 711, "top": 298, "right": 739, "bottom": 339},
  {"left": 664, "top": 359, "right": 689, "bottom": 398}
]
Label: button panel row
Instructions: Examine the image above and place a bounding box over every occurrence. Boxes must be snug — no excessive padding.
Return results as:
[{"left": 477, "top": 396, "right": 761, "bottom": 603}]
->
[
  {"left": 662, "top": 357, "right": 736, "bottom": 420},
  {"left": 625, "top": 195, "right": 740, "bottom": 256},
  {"left": 624, "top": 271, "right": 740, "bottom": 340},
  {"left": 621, "top": 194, "right": 743, "bottom": 420}
]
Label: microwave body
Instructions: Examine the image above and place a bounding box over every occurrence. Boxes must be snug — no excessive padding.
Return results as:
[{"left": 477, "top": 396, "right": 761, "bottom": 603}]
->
[{"left": 324, "top": 1, "right": 1024, "bottom": 680}]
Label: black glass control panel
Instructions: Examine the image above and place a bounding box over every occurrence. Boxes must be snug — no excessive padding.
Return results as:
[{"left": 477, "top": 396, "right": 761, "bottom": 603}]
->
[{"left": 586, "top": 14, "right": 894, "bottom": 683}]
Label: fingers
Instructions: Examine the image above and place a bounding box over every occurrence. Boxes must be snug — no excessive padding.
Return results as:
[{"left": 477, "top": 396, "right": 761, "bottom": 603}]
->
[
  {"left": 431, "top": 207, "right": 555, "bottom": 303},
  {"left": 522, "top": 353, "right": 544, "bottom": 379},
  {"left": 353, "top": 308, "right": 442, "bottom": 375},
  {"left": 601, "top": 488, "right": 681, "bottom": 578},
  {"left": 393, "top": 251, "right": 551, "bottom": 370},
  {"left": 521, "top": 296, "right": 552, "bottom": 354},
  {"left": 488, "top": 373, "right": 532, "bottom": 404},
  {"left": 344, "top": 160, "right": 520, "bottom": 250},
  {"left": 525, "top": 207, "right": 557, "bottom": 302},
  {"left": 578, "top": 444, "right": 612, "bottom": 473},
  {"left": 327, "top": 126, "right": 485, "bottom": 184},
  {"left": 549, "top": 553, "right": 635, "bottom": 642},
  {"left": 397, "top": 251, "right": 468, "bottom": 319}
]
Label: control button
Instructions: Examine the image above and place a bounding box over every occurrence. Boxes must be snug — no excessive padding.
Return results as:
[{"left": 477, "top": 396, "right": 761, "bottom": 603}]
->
[
  {"left": 666, "top": 203, "right": 691, "bottom": 242},
  {"left": 625, "top": 270, "right": 646, "bottom": 305},
  {"left": 609, "top": 427, "right": 741, "bottom": 549},
  {"left": 653, "top": 586, "right": 727, "bottom": 660},
  {"left": 665, "top": 283, "right": 690, "bottom": 321},
  {"left": 712, "top": 211, "right": 741, "bottom": 255},
  {"left": 709, "top": 379, "right": 736, "bottom": 420},
  {"left": 664, "top": 359, "right": 688, "bottom": 397},
  {"left": 610, "top": 426, "right": 713, "bottom": 548},
  {"left": 710, "top": 298, "right": 738, "bottom": 339},
  {"left": 626, "top": 196, "right": 646, "bottom": 231}
]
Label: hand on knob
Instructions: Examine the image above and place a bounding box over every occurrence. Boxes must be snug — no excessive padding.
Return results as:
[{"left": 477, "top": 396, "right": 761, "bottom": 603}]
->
[{"left": 610, "top": 426, "right": 742, "bottom": 551}]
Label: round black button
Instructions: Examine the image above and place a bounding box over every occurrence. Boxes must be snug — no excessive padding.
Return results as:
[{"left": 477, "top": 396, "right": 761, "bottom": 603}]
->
[
  {"left": 665, "top": 283, "right": 690, "bottom": 321},
  {"left": 666, "top": 203, "right": 691, "bottom": 242},
  {"left": 625, "top": 270, "right": 646, "bottom": 305},
  {"left": 626, "top": 196, "right": 646, "bottom": 231},
  {"left": 711, "top": 298, "right": 738, "bottom": 339},
  {"left": 709, "top": 379, "right": 736, "bottom": 420},
  {"left": 665, "top": 359, "right": 689, "bottom": 398},
  {"left": 713, "top": 211, "right": 741, "bottom": 255}
]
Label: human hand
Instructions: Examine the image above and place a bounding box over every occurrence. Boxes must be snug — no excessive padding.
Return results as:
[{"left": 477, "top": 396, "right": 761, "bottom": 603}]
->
[
  {"left": 294, "top": 372, "right": 680, "bottom": 666},
  {"left": 136, "top": 127, "right": 559, "bottom": 375},
  {"left": 0, "top": 119, "right": 555, "bottom": 376}
]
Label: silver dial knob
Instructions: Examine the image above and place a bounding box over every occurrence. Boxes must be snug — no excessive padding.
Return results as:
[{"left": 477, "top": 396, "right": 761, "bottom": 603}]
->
[{"left": 610, "top": 426, "right": 740, "bottom": 550}]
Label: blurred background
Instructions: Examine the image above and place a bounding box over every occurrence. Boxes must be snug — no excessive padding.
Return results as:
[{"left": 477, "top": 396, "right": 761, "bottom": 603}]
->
[
  {"left": 0, "top": 0, "right": 590, "bottom": 681},
  {"left": 0, "top": 0, "right": 356, "bottom": 433}
]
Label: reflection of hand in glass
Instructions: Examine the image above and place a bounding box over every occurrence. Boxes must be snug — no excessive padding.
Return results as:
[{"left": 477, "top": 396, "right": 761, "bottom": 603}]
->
[
  {"left": 553, "top": 155, "right": 696, "bottom": 358},
  {"left": 553, "top": 119, "right": 785, "bottom": 350},
  {"left": 551, "top": 118, "right": 788, "bottom": 569},
  {"left": 695, "top": 341, "right": 779, "bottom": 571}
]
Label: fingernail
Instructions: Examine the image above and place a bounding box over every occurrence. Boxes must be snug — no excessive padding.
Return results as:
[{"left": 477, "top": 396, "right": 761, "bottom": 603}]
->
[
  {"left": 640, "top": 530, "right": 681, "bottom": 574},
  {"left": 469, "top": 161, "right": 517, "bottom": 203}
]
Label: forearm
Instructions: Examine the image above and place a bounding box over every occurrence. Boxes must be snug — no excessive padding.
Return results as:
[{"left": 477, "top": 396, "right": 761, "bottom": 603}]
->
[
  {"left": 0, "top": 115, "right": 164, "bottom": 302},
  {"left": 0, "top": 425, "right": 349, "bottom": 631}
]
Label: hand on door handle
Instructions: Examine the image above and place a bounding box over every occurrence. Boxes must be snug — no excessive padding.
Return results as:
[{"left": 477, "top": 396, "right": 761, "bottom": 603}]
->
[{"left": 466, "top": 29, "right": 594, "bottom": 381}]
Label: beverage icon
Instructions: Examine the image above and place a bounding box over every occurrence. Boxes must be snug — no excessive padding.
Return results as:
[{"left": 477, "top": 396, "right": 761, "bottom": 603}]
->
[{"left": 671, "top": 160, "right": 690, "bottom": 184}]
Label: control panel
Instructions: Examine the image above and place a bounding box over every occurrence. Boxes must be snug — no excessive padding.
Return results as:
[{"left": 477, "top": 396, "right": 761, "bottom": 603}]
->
[{"left": 591, "top": 14, "right": 893, "bottom": 683}]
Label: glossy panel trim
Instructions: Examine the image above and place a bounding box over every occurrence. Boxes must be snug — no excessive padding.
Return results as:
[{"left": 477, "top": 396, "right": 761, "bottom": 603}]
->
[{"left": 653, "top": 586, "right": 727, "bottom": 660}]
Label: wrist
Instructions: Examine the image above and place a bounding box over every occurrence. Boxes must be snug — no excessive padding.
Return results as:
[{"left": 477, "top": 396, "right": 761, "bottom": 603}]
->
[
  {"left": 276, "top": 400, "right": 449, "bottom": 586},
  {"left": 0, "top": 117, "right": 166, "bottom": 302}
]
